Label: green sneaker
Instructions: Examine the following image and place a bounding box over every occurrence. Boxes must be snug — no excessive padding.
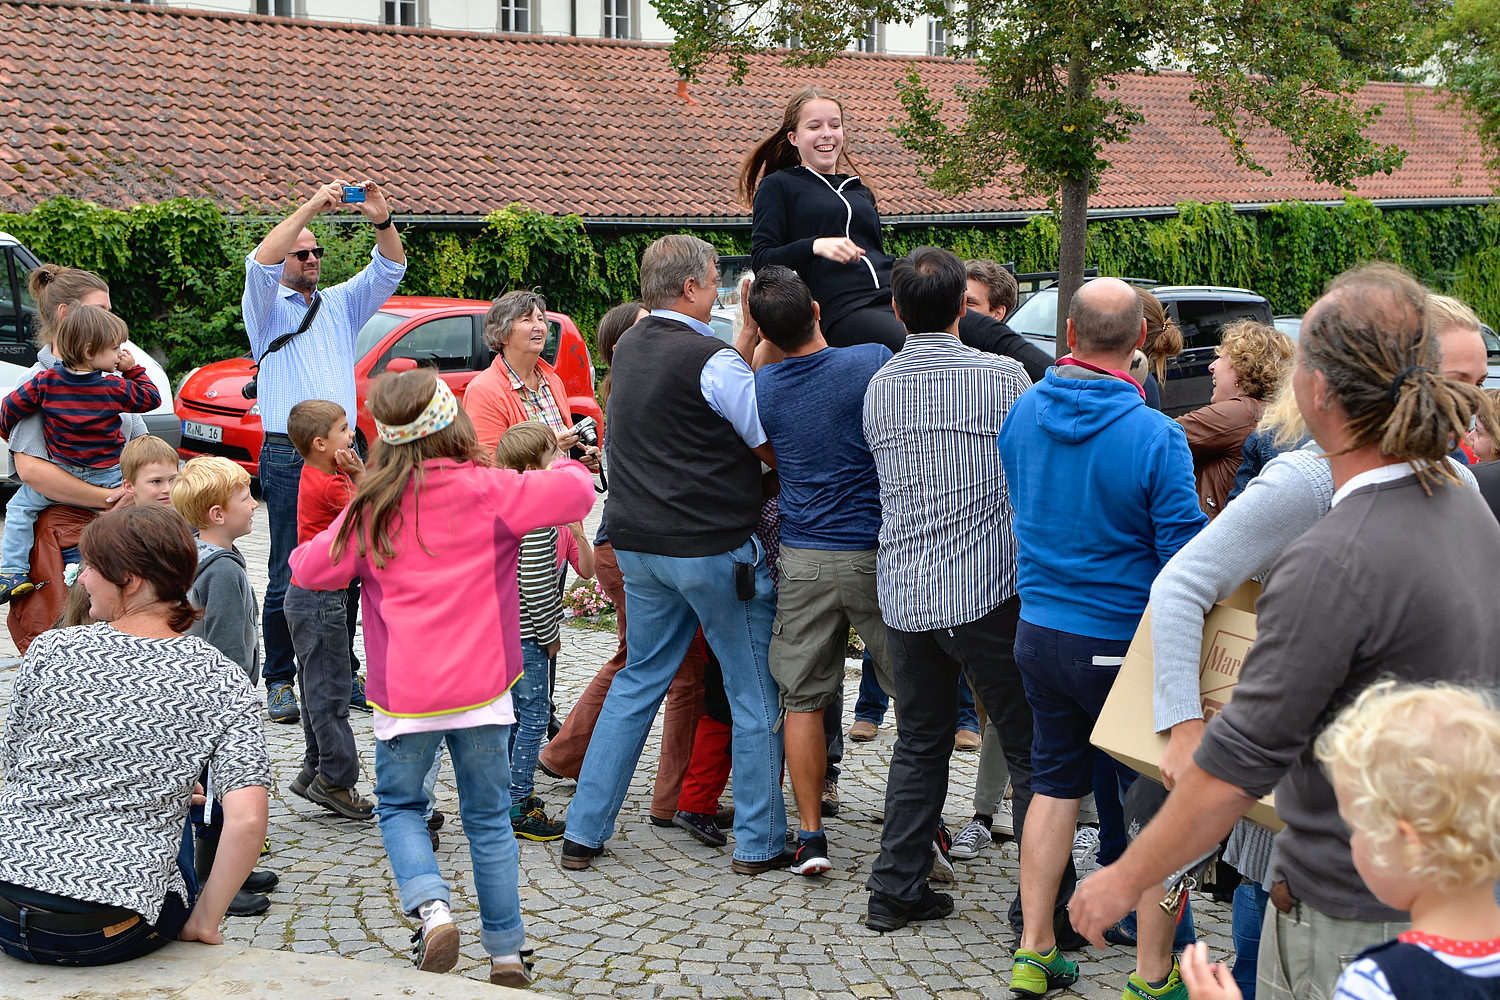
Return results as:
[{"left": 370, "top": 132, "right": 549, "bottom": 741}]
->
[
  {"left": 1010, "top": 946, "right": 1079, "bottom": 998},
  {"left": 510, "top": 795, "right": 566, "bottom": 842},
  {"left": 1123, "top": 956, "right": 1187, "bottom": 1000}
]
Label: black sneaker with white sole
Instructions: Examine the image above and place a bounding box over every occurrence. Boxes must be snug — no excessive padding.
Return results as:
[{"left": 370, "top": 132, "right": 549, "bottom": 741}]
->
[{"left": 791, "top": 834, "right": 832, "bottom": 876}]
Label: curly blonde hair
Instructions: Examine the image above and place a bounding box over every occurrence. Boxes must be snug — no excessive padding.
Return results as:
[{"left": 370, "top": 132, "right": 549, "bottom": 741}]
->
[
  {"left": 1217, "top": 320, "right": 1295, "bottom": 401},
  {"left": 1315, "top": 681, "right": 1500, "bottom": 894}
]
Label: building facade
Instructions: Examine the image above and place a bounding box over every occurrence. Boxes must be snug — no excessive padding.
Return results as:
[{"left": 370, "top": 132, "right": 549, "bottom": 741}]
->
[{"left": 127, "top": 0, "right": 946, "bottom": 55}]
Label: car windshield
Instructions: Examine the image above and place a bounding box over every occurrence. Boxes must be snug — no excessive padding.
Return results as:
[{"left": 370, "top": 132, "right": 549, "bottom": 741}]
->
[
  {"left": 1006, "top": 290, "right": 1059, "bottom": 340},
  {"left": 354, "top": 311, "right": 406, "bottom": 359}
]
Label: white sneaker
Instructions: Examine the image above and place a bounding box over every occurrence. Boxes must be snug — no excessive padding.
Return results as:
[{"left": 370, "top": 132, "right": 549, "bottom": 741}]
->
[
  {"left": 949, "top": 818, "right": 993, "bottom": 860},
  {"left": 994, "top": 800, "right": 1015, "bottom": 838},
  {"left": 927, "top": 832, "right": 956, "bottom": 883},
  {"left": 1072, "top": 825, "right": 1101, "bottom": 876}
]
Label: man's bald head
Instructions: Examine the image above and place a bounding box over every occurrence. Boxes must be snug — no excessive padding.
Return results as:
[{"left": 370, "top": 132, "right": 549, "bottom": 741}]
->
[{"left": 1068, "top": 277, "right": 1146, "bottom": 359}]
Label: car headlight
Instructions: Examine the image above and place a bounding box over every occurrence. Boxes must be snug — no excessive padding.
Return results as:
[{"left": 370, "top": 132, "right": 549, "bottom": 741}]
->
[
  {"left": 177, "top": 367, "right": 201, "bottom": 394},
  {"left": 247, "top": 402, "right": 259, "bottom": 416}
]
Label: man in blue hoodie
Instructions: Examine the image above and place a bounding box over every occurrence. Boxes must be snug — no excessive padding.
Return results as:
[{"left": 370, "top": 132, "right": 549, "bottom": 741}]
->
[{"left": 997, "top": 277, "right": 1206, "bottom": 1000}]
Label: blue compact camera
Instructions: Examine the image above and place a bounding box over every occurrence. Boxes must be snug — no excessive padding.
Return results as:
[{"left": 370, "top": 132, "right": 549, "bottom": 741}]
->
[{"left": 341, "top": 185, "right": 366, "bottom": 203}]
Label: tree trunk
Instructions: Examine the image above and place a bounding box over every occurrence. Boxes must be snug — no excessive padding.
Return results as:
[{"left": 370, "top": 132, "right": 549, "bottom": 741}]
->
[
  {"left": 1055, "top": 172, "right": 1090, "bottom": 354},
  {"left": 1054, "top": 53, "right": 1092, "bottom": 354}
]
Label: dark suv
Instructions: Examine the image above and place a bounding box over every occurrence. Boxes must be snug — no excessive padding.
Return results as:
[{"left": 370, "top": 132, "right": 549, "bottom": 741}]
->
[{"left": 1005, "top": 283, "right": 1275, "bottom": 415}]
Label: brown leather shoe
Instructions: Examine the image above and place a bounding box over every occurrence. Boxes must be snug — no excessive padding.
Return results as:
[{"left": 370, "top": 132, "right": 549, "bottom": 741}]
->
[
  {"left": 731, "top": 849, "right": 795, "bottom": 875},
  {"left": 954, "top": 729, "right": 982, "bottom": 751},
  {"left": 848, "top": 720, "right": 879, "bottom": 742},
  {"left": 306, "top": 776, "right": 375, "bottom": 820}
]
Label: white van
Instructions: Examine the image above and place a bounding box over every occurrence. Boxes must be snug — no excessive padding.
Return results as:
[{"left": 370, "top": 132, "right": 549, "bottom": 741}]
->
[{"left": 0, "top": 232, "right": 180, "bottom": 485}]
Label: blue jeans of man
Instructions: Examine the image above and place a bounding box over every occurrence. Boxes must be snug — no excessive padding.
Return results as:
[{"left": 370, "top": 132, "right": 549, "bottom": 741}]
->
[
  {"left": 568, "top": 537, "right": 786, "bottom": 863},
  {"left": 0, "top": 821, "right": 196, "bottom": 965},
  {"left": 286, "top": 584, "right": 358, "bottom": 788},
  {"left": 0, "top": 463, "right": 120, "bottom": 575},
  {"left": 508, "top": 639, "right": 551, "bottom": 803},
  {"left": 259, "top": 434, "right": 302, "bottom": 688},
  {"left": 374, "top": 725, "right": 523, "bottom": 957}
]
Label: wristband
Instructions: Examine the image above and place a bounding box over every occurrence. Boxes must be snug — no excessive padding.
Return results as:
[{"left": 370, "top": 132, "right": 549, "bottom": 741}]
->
[{"left": 374, "top": 214, "right": 395, "bottom": 231}]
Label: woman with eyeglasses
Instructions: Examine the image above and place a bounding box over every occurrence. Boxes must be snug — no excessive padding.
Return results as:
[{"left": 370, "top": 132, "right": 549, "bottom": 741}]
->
[{"left": 463, "top": 289, "right": 599, "bottom": 472}]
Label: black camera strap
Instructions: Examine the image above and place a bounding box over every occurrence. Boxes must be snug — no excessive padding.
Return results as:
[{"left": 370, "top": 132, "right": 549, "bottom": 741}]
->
[{"left": 254, "top": 292, "right": 322, "bottom": 370}]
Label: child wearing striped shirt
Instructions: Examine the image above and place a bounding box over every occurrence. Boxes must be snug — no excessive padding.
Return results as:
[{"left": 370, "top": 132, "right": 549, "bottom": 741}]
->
[
  {"left": 496, "top": 421, "right": 593, "bottom": 843},
  {"left": 0, "top": 305, "right": 160, "bottom": 602},
  {"left": 1183, "top": 681, "right": 1500, "bottom": 1000}
]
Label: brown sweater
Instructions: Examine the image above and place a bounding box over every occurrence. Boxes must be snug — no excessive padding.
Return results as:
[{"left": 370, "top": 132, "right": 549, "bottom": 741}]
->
[
  {"left": 1196, "top": 472, "right": 1500, "bottom": 920},
  {"left": 1177, "top": 396, "right": 1265, "bottom": 518}
]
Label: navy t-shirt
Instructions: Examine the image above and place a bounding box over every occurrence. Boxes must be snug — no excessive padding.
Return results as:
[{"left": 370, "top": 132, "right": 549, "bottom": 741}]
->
[{"left": 755, "top": 343, "right": 892, "bottom": 550}]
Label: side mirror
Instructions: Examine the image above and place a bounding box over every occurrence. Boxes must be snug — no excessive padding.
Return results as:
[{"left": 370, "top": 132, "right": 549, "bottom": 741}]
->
[{"left": 385, "top": 357, "right": 419, "bottom": 374}]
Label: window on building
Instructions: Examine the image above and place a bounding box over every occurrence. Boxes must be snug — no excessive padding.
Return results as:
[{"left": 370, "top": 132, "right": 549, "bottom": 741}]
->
[
  {"left": 255, "top": 0, "right": 293, "bottom": 14},
  {"left": 602, "top": 0, "right": 630, "bottom": 38},
  {"left": 927, "top": 16, "right": 946, "bottom": 55},
  {"left": 783, "top": 29, "right": 801, "bottom": 49},
  {"left": 384, "top": 0, "right": 417, "bottom": 25},
  {"left": 498, "top": 0, "right": 529, "bottom": 32},
  {"left": 856, "top": 17, "right": 879, "bottom": 52}
]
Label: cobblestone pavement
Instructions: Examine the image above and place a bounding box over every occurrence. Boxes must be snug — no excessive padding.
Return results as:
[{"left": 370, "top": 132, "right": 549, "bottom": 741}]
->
[{"left": 0, "top": 499, "right": 1236, "bottom": 998}]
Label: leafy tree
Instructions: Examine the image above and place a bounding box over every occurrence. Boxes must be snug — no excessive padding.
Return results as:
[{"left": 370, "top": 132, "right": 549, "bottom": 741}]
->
[
  {"left": 1434, "top": 0, "right": 1500, "bottom": 181},
  {"left": 658, "top": 0, "right": 1424, "bottom": 345}
]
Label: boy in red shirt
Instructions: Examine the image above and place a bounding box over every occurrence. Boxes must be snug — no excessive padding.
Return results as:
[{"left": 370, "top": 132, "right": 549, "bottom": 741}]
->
[{"left": 284, "top": 399, "right": 373, "bottom": 820}]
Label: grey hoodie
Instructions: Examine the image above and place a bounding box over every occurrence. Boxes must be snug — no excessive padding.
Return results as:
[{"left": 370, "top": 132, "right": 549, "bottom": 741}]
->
[{"left": 188, "top": 539, "right": 261, "bottom": 686}]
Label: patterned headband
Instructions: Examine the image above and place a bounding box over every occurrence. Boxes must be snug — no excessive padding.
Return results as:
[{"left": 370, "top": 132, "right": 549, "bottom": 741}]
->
[{"left": 376, "top": 378, "right": 458, "bottom": 445}]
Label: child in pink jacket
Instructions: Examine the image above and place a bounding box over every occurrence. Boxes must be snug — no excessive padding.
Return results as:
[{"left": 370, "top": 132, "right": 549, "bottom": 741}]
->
[{"left": 289, "top": 369, "right": 592, "bottom": 989}]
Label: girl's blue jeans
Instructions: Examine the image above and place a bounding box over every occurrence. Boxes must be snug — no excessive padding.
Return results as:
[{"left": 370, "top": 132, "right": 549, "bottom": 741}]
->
[{"left": 374, "top": 726, "right": 523, "bottom": 957}]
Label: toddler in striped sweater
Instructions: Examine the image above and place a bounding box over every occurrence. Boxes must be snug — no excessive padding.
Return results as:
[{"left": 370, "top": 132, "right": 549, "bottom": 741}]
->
[{"left": 0, "top": 305, "right": 160, "bottom": 601}]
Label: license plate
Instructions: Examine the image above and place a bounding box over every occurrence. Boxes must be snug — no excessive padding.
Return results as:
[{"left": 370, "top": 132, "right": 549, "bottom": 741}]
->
[{"left": 183, "top": 420, "right": 222, "bottom": 444}]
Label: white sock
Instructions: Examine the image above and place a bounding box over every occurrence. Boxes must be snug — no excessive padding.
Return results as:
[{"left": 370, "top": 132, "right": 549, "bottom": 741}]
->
[{"left": 417, "top": 899, "right": 452, "bottom": 935}]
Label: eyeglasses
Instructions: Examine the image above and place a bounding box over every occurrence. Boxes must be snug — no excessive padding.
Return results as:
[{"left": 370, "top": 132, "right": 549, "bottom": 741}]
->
[{"left": 286, "top": 247, "right": 326, "bottom": 262}]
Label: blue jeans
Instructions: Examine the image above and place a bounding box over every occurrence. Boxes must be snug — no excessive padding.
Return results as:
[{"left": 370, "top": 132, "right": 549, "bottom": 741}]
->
[
  {"left": 259, "top": 435, "right": 302, "bottom": 688},
  {"left": 854, "top": 652, "right": 980, "bottom": 734},
  {"left": 853, "top": 651, "right": 888, "bottom": 725},
  {"left": 569, "top": 538, "right": 786, "bottom": 862},
  {"left": 508, "top": 640, "right": 550, "bottom": 803},
  {"left": 374, "top": 726, "right": 523, "bottom": 957},
  {"left": 1232, "top": 882, "right": 1267, "bottom": 997},
  {"left": 1, "top": 463, "right": 120, "bottom": 575},
  {"left": 0, "top": 821, "right": 196, "bottom": 965}
]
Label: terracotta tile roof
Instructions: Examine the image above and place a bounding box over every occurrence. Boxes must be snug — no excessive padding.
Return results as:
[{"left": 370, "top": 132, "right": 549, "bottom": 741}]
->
[{"left": 1, "top": 0, "right": 1492, "bottom": 219}]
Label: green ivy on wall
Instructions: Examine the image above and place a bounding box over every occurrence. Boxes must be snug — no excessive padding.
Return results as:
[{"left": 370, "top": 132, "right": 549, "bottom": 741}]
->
[{"left": 2, "top": 195, "right": 1496, "bottom": 382}]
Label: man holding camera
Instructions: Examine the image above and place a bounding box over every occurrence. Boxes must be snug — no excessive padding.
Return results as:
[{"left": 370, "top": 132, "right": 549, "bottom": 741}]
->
[{"left": 242, "top": 179, "right": 406, "bottom": 724}]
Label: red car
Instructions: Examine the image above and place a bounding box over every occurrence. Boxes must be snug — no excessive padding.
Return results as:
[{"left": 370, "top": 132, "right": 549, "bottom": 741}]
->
[{"left": 175, "top": 296, "right": 602, "bottom": 478}]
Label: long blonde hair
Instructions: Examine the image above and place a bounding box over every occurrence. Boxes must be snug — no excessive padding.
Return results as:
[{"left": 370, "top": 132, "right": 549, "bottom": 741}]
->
[{"left": 331, "top": 369, "right": 485, "bottom": 568}]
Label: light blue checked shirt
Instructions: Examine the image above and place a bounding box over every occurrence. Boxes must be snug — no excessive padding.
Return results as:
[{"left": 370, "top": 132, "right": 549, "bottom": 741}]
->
[{"left": 242, "top": 246, "right": 406, "bottom": 434}]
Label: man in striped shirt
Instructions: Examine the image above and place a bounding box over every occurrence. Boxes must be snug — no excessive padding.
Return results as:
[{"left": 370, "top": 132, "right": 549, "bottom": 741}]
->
[{"left": 860, "top": 246, "right": 1037, "bottom": 933}]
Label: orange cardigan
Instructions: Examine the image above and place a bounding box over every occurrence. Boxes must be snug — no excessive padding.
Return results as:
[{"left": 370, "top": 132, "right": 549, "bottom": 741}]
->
[{"left": 464, "top": 354, "right": 573, "bottom": 457}]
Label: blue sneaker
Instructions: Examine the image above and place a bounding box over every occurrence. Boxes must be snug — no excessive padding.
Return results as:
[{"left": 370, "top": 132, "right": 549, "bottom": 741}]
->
[
  {"left": 349, "top": 674, "right": 371, "bottom": 713},
  {"left": 266, "top": 681, "right": 299, "bottom": 724},
  {"left": 0, "top": 571, "right": 37, "bottom": 605}
]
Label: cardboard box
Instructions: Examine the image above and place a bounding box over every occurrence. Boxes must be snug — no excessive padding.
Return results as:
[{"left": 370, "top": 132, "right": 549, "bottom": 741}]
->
[{"left": 1090, "top": 581, "right": 1282, "bottom": 831}]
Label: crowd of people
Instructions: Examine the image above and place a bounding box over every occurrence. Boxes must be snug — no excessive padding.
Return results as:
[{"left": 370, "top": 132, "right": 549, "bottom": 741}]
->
[{"left": 1, "top": 84, "right": 1499, "bottom": 1000}]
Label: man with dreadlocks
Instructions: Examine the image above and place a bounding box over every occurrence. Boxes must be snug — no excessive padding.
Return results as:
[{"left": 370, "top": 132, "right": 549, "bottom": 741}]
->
[{"left": 1068, "top": 263, "right": 1500, "bottom": 1000}]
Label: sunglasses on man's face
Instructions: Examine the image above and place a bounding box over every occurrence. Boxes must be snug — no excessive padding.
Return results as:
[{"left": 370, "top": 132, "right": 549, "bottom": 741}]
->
[{"left": 286, "top": 247, "right": 326, "bottom": 262}]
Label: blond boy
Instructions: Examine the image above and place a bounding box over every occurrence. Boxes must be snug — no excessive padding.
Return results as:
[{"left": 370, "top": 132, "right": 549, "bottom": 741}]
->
[
  {"left": 172, "top": 456, "right": 261, "bottom": 683},
  {"left": 120, "top": 435, "right": 179, "bottom": 507},
  {"left": 170, "top": 455, "right": 276, "bottom": 917}
]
